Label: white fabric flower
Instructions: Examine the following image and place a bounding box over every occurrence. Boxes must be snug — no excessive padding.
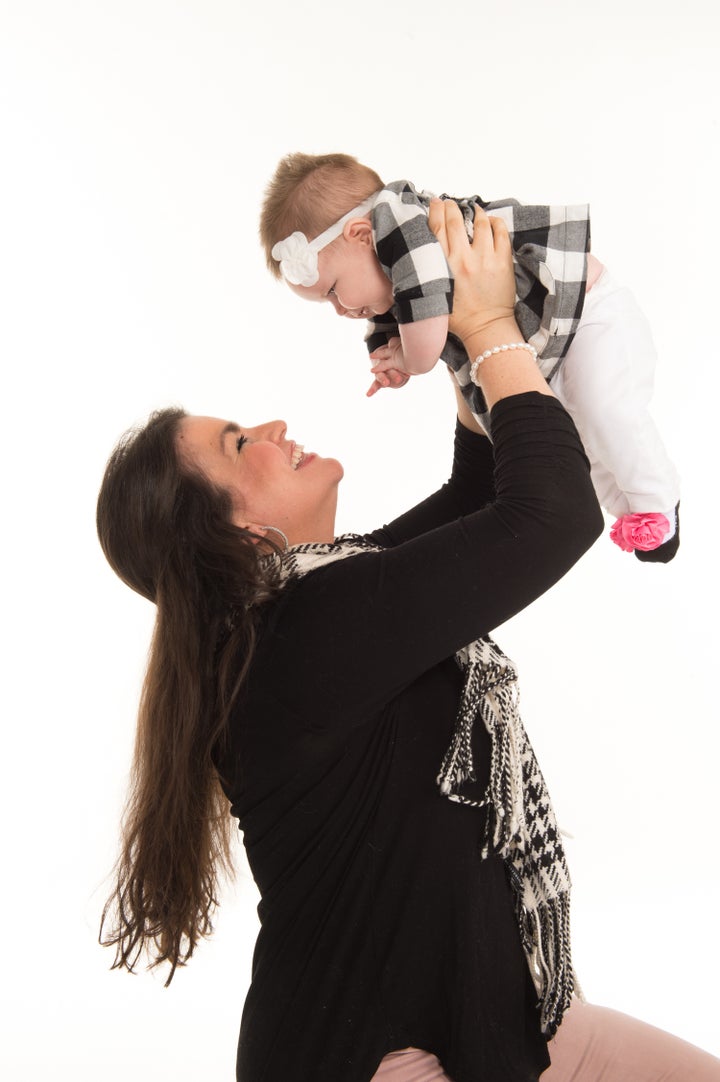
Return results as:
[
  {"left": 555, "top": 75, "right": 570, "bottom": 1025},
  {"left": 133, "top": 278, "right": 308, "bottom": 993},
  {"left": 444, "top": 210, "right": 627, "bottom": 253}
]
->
[
  {"left": 270, "top": 193, "right": 379, "bottom": 288},
  {"left": 271, "top": 232, "right": 319, "bottom": 287}
]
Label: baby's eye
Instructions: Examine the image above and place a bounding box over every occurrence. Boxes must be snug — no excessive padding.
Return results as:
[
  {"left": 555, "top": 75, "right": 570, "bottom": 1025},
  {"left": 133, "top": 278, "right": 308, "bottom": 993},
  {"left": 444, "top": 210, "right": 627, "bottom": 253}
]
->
[
  {"left": 327, "top": 285, "right": 336, "bottom": 296},
  {"left": 236, "top": 435, "right": 248, "bottom": 452}
]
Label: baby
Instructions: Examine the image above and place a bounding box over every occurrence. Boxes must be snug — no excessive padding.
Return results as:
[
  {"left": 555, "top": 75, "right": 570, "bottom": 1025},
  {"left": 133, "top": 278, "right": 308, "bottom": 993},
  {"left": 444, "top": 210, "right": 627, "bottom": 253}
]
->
[{"left": 260, "top": 152, "right": 680, "bottom": 562}]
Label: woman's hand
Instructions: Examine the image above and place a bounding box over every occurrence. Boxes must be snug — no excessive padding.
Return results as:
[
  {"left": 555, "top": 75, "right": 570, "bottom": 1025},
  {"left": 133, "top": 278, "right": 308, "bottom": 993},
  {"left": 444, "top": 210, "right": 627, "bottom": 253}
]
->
[
  {"left": 428, "top": 199, "right": 553, "bottom": 408},
  {"left": 428, "top": 199, "right": 516, "bottom": 343}
]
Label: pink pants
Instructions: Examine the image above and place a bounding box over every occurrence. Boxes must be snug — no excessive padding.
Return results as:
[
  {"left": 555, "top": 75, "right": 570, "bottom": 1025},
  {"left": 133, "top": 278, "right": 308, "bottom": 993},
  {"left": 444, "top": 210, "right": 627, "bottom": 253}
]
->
[{"left": 370, "top": 1000, "right": 720, "bottom": 1081}]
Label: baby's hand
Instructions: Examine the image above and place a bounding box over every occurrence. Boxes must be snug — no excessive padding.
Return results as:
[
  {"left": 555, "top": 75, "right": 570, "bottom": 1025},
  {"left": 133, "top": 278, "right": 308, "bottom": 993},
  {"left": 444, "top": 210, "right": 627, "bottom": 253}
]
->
[
  {"left": 371, "top": 336, "right": 406, "bottom": 369},
  {"left": 367, "top": 337, "right": 411, "bottom": 397},
  {"left": 366, "top": 366, "right": 411, "bottom": 397}
]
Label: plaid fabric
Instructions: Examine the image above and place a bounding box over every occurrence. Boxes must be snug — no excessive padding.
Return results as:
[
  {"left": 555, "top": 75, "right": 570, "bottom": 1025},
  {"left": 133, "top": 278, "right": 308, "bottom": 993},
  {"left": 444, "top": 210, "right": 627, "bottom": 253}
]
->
[{"left": 366, "top": 181, "right": 591, "bottom": 423}]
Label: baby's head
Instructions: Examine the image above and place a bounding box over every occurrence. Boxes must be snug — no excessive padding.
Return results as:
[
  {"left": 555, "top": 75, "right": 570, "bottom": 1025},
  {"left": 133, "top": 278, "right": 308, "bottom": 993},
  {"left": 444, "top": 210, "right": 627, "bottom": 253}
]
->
[{"left": 260, "top": 152, "right": 394, "bottom": 319}]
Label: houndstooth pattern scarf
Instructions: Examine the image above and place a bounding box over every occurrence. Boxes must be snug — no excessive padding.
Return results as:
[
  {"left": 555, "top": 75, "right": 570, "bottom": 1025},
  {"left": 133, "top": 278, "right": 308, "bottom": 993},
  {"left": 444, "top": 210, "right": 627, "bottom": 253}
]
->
[{"left": 268, "top": 534, "right": 575, "bottom": 1035}]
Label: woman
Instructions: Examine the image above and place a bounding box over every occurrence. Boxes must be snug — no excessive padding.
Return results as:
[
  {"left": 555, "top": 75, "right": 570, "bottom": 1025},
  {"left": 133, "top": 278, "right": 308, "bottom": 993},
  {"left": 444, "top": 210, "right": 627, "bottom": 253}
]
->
[{"left": 97, "top": 202, "right": 720, "bottom": 1081}]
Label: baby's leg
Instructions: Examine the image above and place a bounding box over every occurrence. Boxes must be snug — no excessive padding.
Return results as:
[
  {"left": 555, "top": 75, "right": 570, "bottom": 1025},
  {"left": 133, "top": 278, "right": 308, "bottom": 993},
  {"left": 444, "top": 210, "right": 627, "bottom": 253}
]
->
[
  {"left": 549, "top": 270, "right": 680, "bottom": 529},
  {"left": 544, "top": 999, "right": 720, "bottom": 1081}
]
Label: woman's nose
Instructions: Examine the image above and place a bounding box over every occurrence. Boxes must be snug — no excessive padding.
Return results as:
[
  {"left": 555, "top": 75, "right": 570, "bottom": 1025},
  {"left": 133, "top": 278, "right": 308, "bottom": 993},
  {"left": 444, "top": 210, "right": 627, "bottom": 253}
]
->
[{"left": 251, "top": 419, "right": 287, "bottom": 442}]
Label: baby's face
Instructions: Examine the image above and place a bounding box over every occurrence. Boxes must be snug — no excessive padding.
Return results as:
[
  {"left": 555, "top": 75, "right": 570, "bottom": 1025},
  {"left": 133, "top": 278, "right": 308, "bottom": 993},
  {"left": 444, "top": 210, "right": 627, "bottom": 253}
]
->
[{"left": 288, "top": 234, "right": 394, "bottom": 320}]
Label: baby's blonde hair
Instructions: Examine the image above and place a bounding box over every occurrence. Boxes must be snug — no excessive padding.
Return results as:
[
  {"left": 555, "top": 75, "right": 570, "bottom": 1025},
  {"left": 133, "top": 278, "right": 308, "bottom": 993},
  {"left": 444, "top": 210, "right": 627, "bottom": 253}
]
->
[{"left": 259, "top": 152, "right": 384, "bottom": 278}]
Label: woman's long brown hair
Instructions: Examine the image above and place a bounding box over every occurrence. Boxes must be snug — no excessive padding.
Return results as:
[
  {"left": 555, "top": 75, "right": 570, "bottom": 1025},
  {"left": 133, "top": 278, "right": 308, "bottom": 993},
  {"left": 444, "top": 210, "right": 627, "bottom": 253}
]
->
[{"left": 96, "top": 408, "right": 281, "bottom": 984}]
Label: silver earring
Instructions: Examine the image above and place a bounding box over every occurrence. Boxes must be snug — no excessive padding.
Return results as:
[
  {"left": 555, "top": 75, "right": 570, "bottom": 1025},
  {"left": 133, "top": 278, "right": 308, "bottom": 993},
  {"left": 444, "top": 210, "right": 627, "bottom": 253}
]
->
[{"left": 260, "top": 525, "right": 289, "bottom": 552}]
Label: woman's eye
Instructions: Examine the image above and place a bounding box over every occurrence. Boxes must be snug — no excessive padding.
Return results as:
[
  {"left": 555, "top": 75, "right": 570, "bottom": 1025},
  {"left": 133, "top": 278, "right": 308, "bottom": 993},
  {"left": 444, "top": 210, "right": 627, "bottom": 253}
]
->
[{"left": 236, "top": 435, "right": 248, "bottom": 452}]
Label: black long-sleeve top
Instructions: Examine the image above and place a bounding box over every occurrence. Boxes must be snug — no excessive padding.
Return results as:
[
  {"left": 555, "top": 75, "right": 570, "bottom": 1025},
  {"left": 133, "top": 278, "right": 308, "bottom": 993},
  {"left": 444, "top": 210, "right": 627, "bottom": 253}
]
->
[{"left": 217, "top": 393, "right": 604, "bottom": 1082}]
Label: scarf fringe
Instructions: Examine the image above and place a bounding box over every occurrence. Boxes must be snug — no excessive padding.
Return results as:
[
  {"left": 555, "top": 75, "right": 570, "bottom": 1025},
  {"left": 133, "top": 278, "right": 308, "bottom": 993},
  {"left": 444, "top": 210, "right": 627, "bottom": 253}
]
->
[
  {"left": 517, "top": 894, "right": 574, "bottom": 1036},
  {"left": 436, "top": 638, "right": 573, "bottom": 1035}
]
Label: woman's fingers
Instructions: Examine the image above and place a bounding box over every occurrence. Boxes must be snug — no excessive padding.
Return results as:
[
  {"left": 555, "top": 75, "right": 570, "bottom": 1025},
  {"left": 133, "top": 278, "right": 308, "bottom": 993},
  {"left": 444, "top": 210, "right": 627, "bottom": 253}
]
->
[
  {"left": 487, "top": 213, "right": 511, "bottom": 255},
  {"left": 430, "top": 200, "right": 506, "bottom": 266},
  {"left": 430, "top": 198, "right": 480, "bottom": 264},
  {"left": 428, "top": 198, "right": 448, "bottom": 255},
  {"left": 471, "top": 208, "right": 495, "bottom": 263},
  {"left": 431, "top": 200, "right": 509, "bottom": 259},
  {"left": 470, "top": 207, "right": 510, "bottom": 263},
  {"left": 442, "top": 199, "right": 470, "bottom": 257},
  {"left": 429, "top": 198, "right": 516, "bottom": 336}
]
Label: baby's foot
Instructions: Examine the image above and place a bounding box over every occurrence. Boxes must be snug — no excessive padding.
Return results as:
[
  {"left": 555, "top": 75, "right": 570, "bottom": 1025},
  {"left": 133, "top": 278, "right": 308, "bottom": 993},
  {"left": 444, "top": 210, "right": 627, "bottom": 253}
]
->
[{"left": 610, "top": 504, "right": 680, "bottom": 563}]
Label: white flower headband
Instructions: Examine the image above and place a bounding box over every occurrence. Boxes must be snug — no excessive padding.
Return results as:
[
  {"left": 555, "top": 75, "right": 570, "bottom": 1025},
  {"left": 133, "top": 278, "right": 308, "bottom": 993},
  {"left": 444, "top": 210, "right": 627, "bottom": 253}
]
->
[{"left": 271, "top": 195, "right": 378, "bottom": 287}]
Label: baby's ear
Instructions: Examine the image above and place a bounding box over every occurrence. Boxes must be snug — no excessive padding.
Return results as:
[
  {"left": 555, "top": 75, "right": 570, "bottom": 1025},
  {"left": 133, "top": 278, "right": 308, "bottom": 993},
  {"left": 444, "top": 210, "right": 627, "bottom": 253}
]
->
[{"left": 343, "top": 217, "right": 374, "bottom": 246}]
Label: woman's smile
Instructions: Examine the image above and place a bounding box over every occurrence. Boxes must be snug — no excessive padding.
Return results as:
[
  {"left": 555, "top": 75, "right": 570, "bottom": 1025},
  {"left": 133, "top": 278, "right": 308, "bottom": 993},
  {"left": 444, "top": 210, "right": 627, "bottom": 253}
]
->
[{"left": 176, "top": 415, "right": 343, "bottom": 545}]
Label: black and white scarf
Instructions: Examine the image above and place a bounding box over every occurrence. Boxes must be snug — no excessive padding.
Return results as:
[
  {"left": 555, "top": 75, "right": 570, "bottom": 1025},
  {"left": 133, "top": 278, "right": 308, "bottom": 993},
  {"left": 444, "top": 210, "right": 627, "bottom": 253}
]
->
[{"left": 270, "top": 534, "right": 575, "bottom": 1035}]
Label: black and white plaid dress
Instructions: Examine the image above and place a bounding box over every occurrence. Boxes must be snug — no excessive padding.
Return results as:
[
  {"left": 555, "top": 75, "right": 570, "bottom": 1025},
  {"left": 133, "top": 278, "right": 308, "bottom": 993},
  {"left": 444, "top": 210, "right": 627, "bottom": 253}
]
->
[{"left": 365, "top": 180, "right": 591, "bottom": 421}]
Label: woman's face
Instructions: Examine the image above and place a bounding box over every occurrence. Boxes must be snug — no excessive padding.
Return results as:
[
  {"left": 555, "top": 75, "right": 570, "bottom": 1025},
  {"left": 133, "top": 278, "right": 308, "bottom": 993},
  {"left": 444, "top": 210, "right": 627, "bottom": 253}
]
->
[{"left": 176, "top": 415, "right": 343, "bottom": 545}]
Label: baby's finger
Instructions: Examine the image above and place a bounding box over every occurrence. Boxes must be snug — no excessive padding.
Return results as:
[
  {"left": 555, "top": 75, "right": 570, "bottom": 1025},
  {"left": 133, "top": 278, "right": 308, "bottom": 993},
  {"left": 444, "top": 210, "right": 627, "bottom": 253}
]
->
[
  {"left": 370, "top": 358, "right": 401, "bottom": 376},
  {"left": 371, "top": 369, "right": 391, "bottom": 387}
]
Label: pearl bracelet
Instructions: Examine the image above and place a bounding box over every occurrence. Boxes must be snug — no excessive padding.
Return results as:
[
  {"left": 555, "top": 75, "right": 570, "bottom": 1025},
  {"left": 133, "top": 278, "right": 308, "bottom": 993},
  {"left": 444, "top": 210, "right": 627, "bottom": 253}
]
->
[{"left": 469, "top": 342, "right": 538, "bottom": 385}]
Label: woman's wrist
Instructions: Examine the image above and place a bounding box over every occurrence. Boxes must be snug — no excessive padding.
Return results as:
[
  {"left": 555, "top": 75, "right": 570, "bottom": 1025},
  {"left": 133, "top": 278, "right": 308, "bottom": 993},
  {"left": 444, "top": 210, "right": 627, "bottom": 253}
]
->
[
  {"left": 459, "top": 317, "right": 525, "bottom": 361},
  {"left": 459, "top": 317, "right": 553, "bottom": 409}
]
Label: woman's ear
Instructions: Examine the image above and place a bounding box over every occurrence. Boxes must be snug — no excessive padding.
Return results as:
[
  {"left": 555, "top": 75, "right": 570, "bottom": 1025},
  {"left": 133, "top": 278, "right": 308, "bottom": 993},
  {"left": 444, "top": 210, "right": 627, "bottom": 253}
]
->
[
  {"left": 240, "top": 523, "right": 289, "bottom": 552},
  {"left": 343, "top": 217, "right": 374, "bottom": 246},
  {"left": 238, "top": 521, "right": 266, "bottom": 543}
]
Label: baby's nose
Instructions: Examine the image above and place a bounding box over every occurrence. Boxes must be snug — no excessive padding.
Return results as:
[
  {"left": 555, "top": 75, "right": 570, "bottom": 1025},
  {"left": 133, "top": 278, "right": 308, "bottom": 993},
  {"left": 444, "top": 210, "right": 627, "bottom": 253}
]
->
[{"left": 328, "top": 296, "right": 348, "bottom": 316}]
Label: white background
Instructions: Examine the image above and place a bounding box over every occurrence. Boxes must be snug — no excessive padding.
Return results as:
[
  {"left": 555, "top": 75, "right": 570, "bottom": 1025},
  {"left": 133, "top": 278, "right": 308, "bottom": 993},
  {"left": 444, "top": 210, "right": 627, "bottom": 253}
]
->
[{"left": 2, "top": 1, "right": 719, "bottom": 1077}]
